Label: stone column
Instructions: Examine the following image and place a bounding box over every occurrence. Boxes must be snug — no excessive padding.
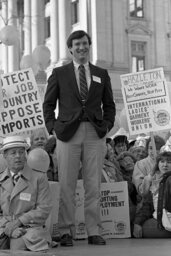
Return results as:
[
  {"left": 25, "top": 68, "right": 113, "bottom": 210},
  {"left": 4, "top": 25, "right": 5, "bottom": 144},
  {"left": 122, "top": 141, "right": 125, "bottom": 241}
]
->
[
  {"left": 1, "top": 0, "right": 8, "bottom": 73},
  {"left": 8, "top": 0, "right": 19, "bottom": 71},
  {"left": 24, "top": 0, "right": 32, "bottom": 55},
  {"left": 50, "top": 0, "right": 59, "bottom": 64},
  {"left": 58, "top": 0, "right": 71, "bottom": 65},
  {"left": 31, "top": 0, "right": 44, "bottom": 50}
]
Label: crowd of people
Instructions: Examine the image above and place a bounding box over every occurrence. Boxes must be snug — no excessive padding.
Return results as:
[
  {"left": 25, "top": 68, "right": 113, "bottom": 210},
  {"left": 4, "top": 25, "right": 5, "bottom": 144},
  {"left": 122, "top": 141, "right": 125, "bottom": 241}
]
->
[
  {"left": 104, "top": 132, "right": 171, "bottom": 238},
  {"left": 1, "top": 129, "right": 171, "bottom": 251},
  {"left": 1, "top": 28, "right": 171, "bottom": 252}
]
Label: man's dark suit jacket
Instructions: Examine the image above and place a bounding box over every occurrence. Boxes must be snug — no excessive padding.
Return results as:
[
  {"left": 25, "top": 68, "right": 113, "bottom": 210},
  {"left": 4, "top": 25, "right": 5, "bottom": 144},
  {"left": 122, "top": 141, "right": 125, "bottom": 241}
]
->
[{"left": 43, "top": 61, "right": 116, "bottom": 142}]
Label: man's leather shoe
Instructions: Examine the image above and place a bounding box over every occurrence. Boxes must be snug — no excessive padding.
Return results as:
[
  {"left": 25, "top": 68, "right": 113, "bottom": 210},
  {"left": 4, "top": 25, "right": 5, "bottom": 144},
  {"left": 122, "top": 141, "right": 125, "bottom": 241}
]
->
[
  {"left": 60, "top": 234, "right": 73, "bottom": 246},
  {"left": 88, "top": 235, "right": 106, "bottom": 245}
]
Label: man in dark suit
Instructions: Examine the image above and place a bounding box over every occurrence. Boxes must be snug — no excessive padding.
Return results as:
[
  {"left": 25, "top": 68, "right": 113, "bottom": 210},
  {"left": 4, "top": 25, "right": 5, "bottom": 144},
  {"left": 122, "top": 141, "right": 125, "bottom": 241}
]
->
[{"left": 43, "top": 30, "right": 116, "bottom": 246}]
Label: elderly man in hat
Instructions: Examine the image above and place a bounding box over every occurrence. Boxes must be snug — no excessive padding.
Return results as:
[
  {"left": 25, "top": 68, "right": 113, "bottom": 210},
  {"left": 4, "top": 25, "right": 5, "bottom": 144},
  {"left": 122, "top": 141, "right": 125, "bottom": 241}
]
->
[{"left": 0, "top": 135, "right": 52, "bottom": 251}]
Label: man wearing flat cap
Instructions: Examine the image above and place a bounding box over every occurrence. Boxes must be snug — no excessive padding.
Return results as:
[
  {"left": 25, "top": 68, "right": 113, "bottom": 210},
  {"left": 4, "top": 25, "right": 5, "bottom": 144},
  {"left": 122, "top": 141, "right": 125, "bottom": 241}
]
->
[{"left": 0, "top": 135, "right": 52, "bottom": 251}]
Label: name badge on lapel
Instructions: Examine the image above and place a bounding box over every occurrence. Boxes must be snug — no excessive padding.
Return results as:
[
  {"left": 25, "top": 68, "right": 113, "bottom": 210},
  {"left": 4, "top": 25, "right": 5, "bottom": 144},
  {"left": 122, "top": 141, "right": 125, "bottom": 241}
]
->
[
  {"left": 20, "top": 193, "right": 31, "bottom": 201},
  {"left": 92, "top": 75, "right": 101, "bottom": 84}
]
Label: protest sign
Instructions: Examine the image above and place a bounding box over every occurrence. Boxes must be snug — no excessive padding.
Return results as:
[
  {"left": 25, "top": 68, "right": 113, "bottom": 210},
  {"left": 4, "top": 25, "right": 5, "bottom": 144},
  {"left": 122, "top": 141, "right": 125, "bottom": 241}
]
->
[
  {"left": 47, "top": 181, "right": 130, "bottom": 239},
  {"left": 0, "top": 68, "right": 45, "bottom": 136},
  {"left": 0, "top": 70, "right": 4, "bottom": 107},
  {"left": 100, "top": 181, "right": 130, "bottom": 238},
  {"left": 120, "top": 68, "right": 171, "bottom": 136},
  {"left": 75, "top": 181, "right": 131, "bottom": 239}
]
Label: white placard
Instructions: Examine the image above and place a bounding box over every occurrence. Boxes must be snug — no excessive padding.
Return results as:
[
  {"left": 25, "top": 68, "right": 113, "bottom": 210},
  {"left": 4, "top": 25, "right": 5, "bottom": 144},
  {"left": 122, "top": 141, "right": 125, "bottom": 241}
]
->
[
  {"left": 0, "top": 71, "right": 4, "bottom": 107},
  {"left": 46, "top": 180, "right": 131, "bottom": 239},
  {"left": 100, "top": 181, "right": 130, "bottom": 238},
  {"left": 120, "top": 68, "right": 171, "bottom": 135},
  {"left": 0, "top": 68, "right": 45, "bottom": 136}
]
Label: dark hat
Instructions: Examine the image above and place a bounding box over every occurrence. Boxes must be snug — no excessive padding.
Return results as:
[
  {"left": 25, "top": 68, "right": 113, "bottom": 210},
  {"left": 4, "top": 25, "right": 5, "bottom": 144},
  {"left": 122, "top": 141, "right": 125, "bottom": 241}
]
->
[{"left": 113, "top": 135, "right": 128, "bottom": 145}]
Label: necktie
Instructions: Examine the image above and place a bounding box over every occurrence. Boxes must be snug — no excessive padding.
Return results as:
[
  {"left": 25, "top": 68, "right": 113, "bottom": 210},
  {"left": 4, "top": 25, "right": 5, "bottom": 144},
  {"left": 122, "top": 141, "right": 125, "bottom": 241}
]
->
[
  {"left": 79, "top": 65, "right": 88, "bottom": 101},
  {"left": 13, "top": 173, "right": 20, "bottom": 186}
]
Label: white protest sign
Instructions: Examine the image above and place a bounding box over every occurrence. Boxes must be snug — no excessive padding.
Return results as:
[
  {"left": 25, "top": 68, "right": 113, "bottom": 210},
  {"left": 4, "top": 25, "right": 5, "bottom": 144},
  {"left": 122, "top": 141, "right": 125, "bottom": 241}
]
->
[
  {"left": 47, "top": 180, "right": 130, "bottom": 239},
  {"left": 100, "top": 181, "right": 130, "bottom": 238},
  {"left": 74, "top": 181, "right": 131, "bottom": 239},
  {"left": 0, "top": 70, "right": 4, "bottom": 107},
  {"left": 0, "top": 68, "right": 45, "bottom": 136},
  {"left": 0, "top": 78, "right": 3, "bottom": 108},
  {"left": 120, "top": 68, "right": 171, "bottom": 135},
  {"left": 76, "top": 181, "right": 130, "bottom": 239}
]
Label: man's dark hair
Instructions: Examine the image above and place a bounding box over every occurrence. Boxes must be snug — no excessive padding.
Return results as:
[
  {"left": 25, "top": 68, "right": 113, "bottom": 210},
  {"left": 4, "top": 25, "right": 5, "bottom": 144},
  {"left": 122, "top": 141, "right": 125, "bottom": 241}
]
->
[{"left": 67, "top": 30, "right": 92, "bottom": 48}]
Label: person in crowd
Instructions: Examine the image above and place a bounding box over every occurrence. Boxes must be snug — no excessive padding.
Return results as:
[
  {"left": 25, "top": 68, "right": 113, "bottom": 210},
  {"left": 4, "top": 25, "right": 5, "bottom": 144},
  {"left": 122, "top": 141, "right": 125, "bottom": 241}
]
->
[
  {"left": 129, "top": 137, "right": 148, "bottom": 162},
  {"left": 102, "top": 142, "right": 123, "bottom": 183},
  {"left": 105, "top": 138, "right": 116, "bottom": 162},
  {"left": 133, "top": 151, "right": 171, "bottom": 238},
  {"left": 106, "top": 137, "right": 114, "bottom": 149},
  {"left": 29, "top": 128, "right": 48, "bottom": 151},
  {"left": 132, "top": 135, "right": 165, "bottom": 196},
  {"left": 128, "top": 139, "right": 136, "bottom": 151},
  {"left": 0, "top": 152, "right": 7, "bottom": 173},
  {"left": 113, "top": 135, "right": 129, "bottom": 156},
  {"left": 130, "top": 145, "right": 147, "bottom": 162},
  {"left": 0, "top": 136, "right": 52, "bottom": 251},
  {"left": 44, "top": 135, "right": 58, "bottom": 181},
  {"left": 30, "top": 128, "right": 58, "bottom": 181},
  {"left": 43, "top": 30, "right": 115, "bottom": 246},
  {"left": 117, "top": 151, "right": 138, "bottom": 234}
]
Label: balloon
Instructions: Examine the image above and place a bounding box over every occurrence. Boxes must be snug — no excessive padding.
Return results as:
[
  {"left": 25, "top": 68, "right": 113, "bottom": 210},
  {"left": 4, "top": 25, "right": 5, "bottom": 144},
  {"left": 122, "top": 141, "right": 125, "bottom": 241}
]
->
[
  {"left": 32, "top": 45, "right": 51, "bottom": 70},
  {"left": 119, "top": 108, "right": 129, "bottom": 132},
  {"left": 27, "top": 148, "right": 50, "bottom": 172},
  {"left": 20, "top": 55, "right": 39, "bottom": 75},
  {"left": 0, "top": 25, "right": 19, "bottom": 46}
]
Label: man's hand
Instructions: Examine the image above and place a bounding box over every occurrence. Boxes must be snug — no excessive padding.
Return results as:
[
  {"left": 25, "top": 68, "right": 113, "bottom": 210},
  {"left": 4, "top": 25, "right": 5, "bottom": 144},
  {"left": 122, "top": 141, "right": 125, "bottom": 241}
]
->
[
  {"left": 4, "top": 219, "right": 21, "bottom": 237},
  {"left": 133, "top": 224, "right": 143, "bottom": 238}
]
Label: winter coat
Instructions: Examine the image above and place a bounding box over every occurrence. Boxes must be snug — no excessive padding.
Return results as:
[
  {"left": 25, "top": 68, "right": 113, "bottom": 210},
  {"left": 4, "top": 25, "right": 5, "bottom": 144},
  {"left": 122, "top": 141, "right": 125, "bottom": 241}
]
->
[
  {"left": 132, "top": 156, "right": 155, "bottom": 195},
  {"left": 0, "top": 165, "right": 52, "bottom": 251},
  {"left": 134, "top": 172, "right": 171, "bottom": 229}
]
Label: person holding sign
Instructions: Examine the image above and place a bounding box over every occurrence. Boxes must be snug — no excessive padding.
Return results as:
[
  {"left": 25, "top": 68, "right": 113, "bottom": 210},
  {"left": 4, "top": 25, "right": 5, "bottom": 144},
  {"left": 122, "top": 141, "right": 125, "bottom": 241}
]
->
[
  {"left": 129, "top": 136, "right": 148, "bottom": 162},
  {"left": 133, "top": 151, "right": 171, "bottom": 238},
  {"left": 43, "top": 30, "right": 115, "bottom": 246},
  {"left": 132, "top": 135, "right": 165, "bottom": 196},
  {"left": 0, "top": 136, "right": 52, "bottom": 251}
]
